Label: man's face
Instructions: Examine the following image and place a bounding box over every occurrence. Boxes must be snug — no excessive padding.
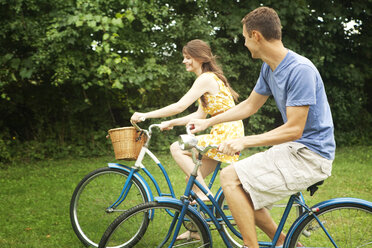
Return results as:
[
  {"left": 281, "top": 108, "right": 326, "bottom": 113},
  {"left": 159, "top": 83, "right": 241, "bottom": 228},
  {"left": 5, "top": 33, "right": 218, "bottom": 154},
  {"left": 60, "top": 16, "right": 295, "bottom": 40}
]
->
[{"left": 242, "top": 25, "right": 258, "bottom": 58}]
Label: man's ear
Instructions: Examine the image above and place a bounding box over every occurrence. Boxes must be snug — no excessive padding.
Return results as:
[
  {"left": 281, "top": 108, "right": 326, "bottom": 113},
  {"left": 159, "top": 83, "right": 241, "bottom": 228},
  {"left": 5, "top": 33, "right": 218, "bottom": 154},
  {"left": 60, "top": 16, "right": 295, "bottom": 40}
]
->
[{"left": 252, "top": 30, "right": 262, "bottom": 42}]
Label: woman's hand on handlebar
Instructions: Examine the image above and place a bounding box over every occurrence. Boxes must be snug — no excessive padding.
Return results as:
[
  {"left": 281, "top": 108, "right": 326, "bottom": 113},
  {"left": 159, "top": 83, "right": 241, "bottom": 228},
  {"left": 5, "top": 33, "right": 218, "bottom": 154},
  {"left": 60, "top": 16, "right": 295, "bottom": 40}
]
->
[
  {"left": 131, "top": 112, "right": 147, "bottom": 123},
  {"left": 159, "top": 121, "right": 174, "bottom": 131}
]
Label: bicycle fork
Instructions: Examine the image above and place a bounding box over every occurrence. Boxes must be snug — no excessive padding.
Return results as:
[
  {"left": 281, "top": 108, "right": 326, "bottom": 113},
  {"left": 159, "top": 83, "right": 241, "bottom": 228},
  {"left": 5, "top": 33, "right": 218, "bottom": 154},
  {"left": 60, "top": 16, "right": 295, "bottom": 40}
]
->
[{"left": 105, "top": 168, "right": 138, "bottom": 213}]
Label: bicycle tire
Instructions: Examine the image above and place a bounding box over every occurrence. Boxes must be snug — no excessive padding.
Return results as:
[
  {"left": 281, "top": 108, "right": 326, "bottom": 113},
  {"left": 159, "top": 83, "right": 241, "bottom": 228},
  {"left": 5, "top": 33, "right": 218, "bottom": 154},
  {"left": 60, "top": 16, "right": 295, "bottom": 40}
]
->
[
  {"left": 99, "top": 201, "right": 211, "bottom": 248},
  {"left": 70, "top": 167, "right": 149, "bottom": 247},
  {"left": 288, "top": 202, "right": 372, "bottom": 248}
]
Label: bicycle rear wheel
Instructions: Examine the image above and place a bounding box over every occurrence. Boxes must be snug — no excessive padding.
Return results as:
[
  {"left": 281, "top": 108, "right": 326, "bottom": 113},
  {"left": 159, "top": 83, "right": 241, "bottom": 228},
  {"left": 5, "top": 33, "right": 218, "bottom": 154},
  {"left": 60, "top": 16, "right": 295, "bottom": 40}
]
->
[
  {"left": 216, "top": 193, "right": 305, "bottom": 248},
  {"left": 70, "top": 167, "right": 149, "bottom": 247},
  {"left": 99, "top": 201, "right": 211, "bottom": 248},
  {"left": 289, "top": 202, "right": 372, "bottom": 248}
]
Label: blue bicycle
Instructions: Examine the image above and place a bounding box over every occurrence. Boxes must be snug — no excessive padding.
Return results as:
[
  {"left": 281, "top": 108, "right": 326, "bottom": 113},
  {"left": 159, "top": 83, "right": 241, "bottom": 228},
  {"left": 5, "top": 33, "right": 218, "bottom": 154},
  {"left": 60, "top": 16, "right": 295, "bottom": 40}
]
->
[
  {"left": 70, "top": 122, "right": 224, "bottom": 247},
  {"left": 98, "top": 126, "right": 372, "bottom": 248}
]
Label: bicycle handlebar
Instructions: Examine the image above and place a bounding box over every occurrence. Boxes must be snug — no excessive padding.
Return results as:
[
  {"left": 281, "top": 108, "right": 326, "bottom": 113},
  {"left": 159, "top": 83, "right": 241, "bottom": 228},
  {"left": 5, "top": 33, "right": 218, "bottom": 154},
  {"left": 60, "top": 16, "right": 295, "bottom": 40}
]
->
[
  {"left": 186, "top": 124, "right": 194, "bottom": 136},
  {"left": 179, "top": 125, "right": 219, "bottom": 155},
  {"left": 130, "top": 120, "right": 142, "bottom": 131},
  {"left": 149, "top": 124, "right": 162, "bottom": 134},
  {"left": 198, "top": 144, "right": 219, "bottom": 155},
  {"left": 129, "top": 122, "right": 221, "bottom": 155},
  {"left": 181, "top": 125, "right": 239, "bottom": 156},
  {"left": 130, "top": 120, "right": 162, "bottom": 134}
]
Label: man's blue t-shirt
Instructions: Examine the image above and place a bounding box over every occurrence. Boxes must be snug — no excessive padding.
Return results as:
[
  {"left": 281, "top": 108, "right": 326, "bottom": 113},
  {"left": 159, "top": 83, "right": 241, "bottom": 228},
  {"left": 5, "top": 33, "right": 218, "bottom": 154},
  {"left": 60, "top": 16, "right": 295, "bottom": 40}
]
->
[{"left": 254, "top": 50, "right": 335, "bottom": 160}]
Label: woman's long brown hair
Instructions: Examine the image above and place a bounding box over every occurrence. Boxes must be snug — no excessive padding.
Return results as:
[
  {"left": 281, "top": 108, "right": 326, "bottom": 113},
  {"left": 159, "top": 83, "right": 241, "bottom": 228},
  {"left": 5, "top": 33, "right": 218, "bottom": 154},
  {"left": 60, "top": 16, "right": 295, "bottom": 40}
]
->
[{"left": 182, "top": 39, "right": 239, "bottom": 107}]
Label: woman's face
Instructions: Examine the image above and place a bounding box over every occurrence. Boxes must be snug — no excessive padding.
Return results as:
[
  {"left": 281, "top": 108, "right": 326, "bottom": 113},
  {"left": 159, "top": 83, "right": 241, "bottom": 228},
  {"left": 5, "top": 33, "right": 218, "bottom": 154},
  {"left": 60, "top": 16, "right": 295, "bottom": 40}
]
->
[{"left": 182, "top": 53, "right": 202, "bottom": 75}]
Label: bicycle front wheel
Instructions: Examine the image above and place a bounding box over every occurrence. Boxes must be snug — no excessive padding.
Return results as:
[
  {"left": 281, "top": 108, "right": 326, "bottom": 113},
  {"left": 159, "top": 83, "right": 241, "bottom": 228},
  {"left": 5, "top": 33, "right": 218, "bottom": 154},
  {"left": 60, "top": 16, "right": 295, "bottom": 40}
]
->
[
  {"left": 289, "top": 202, "right": 372, "bottom": 248},
  {"left": 70, "top": 167, "right": 149, "bottom": 247},
  {"left": 99, "top": 201, "right": 211, "bottom": 248}
]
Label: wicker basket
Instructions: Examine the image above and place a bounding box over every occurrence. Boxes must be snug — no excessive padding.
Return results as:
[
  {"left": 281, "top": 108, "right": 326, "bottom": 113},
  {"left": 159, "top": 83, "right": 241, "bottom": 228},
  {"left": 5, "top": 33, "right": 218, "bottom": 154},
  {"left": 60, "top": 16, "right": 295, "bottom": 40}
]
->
[{"left": 108, "top": 127, "right": 147, "bottom": 160}]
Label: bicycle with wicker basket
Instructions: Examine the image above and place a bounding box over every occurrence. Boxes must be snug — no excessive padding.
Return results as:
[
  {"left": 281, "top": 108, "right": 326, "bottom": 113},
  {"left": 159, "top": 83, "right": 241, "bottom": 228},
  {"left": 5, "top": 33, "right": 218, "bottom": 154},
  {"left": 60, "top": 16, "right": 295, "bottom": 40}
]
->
[{"left": 69, "top": 122, "right": 224, "bottom": 247}]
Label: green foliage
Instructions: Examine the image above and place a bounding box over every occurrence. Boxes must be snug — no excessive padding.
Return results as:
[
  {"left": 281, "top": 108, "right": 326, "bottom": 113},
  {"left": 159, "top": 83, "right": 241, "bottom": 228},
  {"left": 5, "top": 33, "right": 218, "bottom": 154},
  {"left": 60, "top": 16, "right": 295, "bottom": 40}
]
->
[{"left": 0, "top": 0, "right": 371, "bottom": 162}]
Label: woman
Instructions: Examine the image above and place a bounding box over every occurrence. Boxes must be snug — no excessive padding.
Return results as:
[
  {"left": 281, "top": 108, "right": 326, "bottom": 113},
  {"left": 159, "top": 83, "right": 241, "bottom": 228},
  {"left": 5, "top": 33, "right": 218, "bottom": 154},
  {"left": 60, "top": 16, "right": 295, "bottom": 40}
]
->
[{"left": 131, "top": 39, "right": 244, "bottom": 239}]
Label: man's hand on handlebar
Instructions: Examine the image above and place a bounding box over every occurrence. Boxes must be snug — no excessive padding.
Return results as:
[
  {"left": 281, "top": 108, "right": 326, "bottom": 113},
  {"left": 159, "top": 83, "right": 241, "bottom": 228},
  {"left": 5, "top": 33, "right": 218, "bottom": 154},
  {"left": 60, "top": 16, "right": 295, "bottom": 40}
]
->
[
  {"left": 187, "top": 119, "right": 210, "bottom": 134},
  {"left": 218, "top": 138, "right": 244, "bottom": 156}
]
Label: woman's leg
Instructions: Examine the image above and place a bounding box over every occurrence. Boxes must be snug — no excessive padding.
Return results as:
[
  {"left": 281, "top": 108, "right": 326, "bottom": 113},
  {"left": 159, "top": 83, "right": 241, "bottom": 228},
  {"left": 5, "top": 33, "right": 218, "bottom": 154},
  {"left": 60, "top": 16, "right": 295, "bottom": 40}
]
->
[
  {"left": 170, "top": 141, "right": 219, "bottom": 240},
  {"left": 170, "top": 141, "right": 218, "bottom": 200},
  {"left": 193, "top": 157, "right": 219, "bottom": 201}
]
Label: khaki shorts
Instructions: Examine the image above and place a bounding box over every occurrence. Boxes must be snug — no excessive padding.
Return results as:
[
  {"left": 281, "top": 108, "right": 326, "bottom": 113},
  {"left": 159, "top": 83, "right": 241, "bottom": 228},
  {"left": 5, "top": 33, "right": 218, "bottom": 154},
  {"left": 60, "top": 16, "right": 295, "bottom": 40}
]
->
[{"left": 233, "top": 142, "right": 333, "bottom": 210}]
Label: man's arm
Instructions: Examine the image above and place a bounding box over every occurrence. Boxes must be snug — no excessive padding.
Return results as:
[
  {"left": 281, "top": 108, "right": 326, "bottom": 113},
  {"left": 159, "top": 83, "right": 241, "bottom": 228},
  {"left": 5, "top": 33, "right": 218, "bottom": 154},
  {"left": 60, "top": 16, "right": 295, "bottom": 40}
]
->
[
  {"left": 189, "top": 90, "right": 269, "bottom": 133},
  {"left": 219, "top": 105, "right": 310, "bottom": 155}
]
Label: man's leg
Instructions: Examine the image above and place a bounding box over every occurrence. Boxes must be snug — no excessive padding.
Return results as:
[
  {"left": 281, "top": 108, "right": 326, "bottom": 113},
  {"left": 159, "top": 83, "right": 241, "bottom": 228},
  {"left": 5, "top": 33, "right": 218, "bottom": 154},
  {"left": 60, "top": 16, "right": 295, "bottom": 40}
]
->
[
  {"left": 254, "top": 208, "right": 285, "bottom": 246},
  {"left": 220, "top": 165, "right": 259, "bottom": 248},
  {"left": 220, "top": 165, "right": 286, "bottom": 247}
]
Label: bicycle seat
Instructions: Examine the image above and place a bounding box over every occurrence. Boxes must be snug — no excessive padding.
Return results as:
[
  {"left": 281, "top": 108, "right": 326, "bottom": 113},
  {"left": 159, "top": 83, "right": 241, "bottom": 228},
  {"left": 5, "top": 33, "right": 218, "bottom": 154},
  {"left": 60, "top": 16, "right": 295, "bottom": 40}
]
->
[{"left": 307, "top": 180, "right": 324, "bottom": 196}]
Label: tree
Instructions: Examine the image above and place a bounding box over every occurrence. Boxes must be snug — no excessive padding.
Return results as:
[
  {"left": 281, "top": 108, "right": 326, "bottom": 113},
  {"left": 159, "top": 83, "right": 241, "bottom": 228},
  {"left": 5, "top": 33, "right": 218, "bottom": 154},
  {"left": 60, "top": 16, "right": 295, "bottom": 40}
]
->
[{"left": 0, "top": 0, "right": 370, "bottom": 162}]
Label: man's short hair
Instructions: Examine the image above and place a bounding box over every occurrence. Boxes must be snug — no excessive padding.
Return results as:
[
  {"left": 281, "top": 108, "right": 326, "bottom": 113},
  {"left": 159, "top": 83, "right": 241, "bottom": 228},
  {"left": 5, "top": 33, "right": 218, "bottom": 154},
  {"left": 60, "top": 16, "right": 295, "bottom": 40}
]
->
[{"left": 241, "top": 7, "right": 282, "bottom": 40}]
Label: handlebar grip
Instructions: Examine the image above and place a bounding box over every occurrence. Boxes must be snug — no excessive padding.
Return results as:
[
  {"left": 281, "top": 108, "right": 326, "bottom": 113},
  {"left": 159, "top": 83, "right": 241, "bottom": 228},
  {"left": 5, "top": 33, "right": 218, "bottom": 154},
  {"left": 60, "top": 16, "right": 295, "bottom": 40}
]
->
[
  {"left": 186, "top": 124, "right": 195, "bottom": 135},
  {"left": 130, "top": 120, "right": 141, "bottom": 131}
]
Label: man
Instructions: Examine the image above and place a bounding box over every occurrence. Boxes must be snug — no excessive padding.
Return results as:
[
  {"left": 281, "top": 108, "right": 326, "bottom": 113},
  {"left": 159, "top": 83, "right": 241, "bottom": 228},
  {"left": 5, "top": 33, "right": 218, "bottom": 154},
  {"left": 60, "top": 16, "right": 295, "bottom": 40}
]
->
[{"left": 188, "top": 6, "right": 335, "bottom": 248}]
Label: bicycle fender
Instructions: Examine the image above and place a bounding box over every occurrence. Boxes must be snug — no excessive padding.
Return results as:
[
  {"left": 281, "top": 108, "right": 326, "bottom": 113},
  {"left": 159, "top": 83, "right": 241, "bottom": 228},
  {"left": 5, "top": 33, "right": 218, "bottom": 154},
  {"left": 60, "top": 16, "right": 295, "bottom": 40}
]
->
[
  {"left": 213, "top": 188, "right": 224, "bottom": 217},
  {"left": 154, "top": 196, "right": 213, "bottom": 246},
  {"left": 214, "top": 188, "right": 224, "bottom": 202},
  {"left": 108, "top": 163, "right": 154, "bottom": 202},
  {"left": 283, "top": 197, "right": 372, "bottom": 247}
]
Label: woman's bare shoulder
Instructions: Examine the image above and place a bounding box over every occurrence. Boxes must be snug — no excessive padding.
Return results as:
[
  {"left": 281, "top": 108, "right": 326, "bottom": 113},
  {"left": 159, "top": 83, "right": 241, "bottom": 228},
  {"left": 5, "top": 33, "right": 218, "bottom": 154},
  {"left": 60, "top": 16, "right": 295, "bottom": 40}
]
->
[
  {"left": 194, "top": 72, "right": 219, "bottom": 94},
  {"left": 195, "top": 72, "right": 216, "bottom": 85}
]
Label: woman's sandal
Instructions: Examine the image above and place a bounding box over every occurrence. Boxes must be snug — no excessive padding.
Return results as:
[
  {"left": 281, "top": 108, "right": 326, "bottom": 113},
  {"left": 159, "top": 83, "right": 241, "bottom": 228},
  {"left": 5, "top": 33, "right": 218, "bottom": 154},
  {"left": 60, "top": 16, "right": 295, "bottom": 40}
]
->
[
  {"left": 190, "top": 198, "right": 211, "bottom": 205},
  {"left": 176, "top": 231, "right": 200, "bottom": 241},
  {"left": 190, "top": 193, "right": 212, "bottom": 205}
]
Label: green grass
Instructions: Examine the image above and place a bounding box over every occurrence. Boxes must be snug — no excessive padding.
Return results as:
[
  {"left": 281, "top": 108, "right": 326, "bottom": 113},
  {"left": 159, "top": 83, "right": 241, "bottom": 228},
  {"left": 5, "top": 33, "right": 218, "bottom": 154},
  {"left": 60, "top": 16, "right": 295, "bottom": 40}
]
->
[{"left": 0, "top": 146, "right": 371, "bottom": 247}]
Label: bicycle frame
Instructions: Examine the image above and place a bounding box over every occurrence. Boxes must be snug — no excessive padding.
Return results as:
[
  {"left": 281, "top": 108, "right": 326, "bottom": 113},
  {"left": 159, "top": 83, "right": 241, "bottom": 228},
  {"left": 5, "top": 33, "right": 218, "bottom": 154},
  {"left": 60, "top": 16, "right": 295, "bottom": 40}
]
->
[
  {"left": 105, "top": 123, "right": 222, "bottom": 213},
  {"left": 152, "top": 149, "right": 241, "bottom": 247},
  {"left": 151, "top": 147, "right": 345, "bottom": 248}
]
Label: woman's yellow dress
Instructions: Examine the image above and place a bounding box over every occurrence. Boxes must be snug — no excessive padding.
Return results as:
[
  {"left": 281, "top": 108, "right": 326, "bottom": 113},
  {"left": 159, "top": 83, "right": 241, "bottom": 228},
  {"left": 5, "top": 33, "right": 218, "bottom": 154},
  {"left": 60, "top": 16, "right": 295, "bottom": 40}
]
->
[{"left": 197, "top": 73, "right": 244, "bottom": 163}]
